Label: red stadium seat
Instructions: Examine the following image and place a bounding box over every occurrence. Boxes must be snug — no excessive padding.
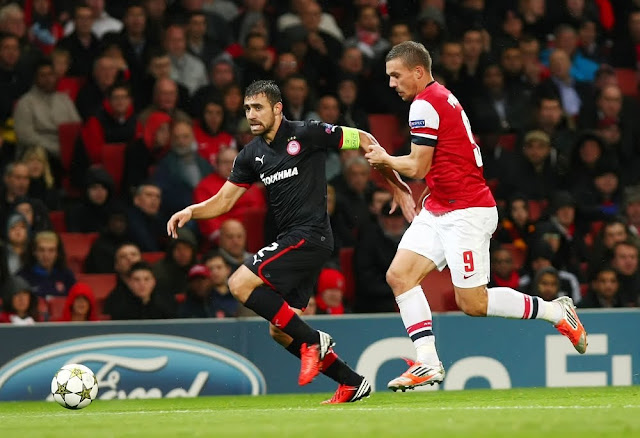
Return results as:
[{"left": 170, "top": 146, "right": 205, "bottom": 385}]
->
[
  {"left": 141, "top": 251, "right": 165, "bottom": 264},
  {"left": 527, "top": 199, "right": 548, "bottom": 222},
  {"left": 615, "top": 68, "right": 639, "bottom": 97},
  {"left": 497, "top": 133, "right": 517, "bottom": 151},
  {"left": 369, "top": 114, "right": 402, "bottom": 153},
  {"left": 101, "top": 143, "right": 126, "bottom": 193},
  {"left": 58, "top": 122, "right": 82, "bottom": 172},
  {"left": 75, "top": 273, "right": 117, "bottom": 313},
  {"left": 49, "top": 210, "right": 66, "bottom": 233},
  {"left": 420, "top": 268, "right": 457, "bottom": 312},
  {"left": 59, "top": 232, "right": 99, "bottom": 274},
  {"left": 47, "top": 296, "right": 68, "bottom": 321},
  {"left": 339, "top": 247, "right": 355, "bottom": 305}
]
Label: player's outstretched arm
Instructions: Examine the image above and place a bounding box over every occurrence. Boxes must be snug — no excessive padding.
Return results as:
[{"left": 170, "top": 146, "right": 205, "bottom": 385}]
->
[
  {"left": 365, "top": 142, "right": 433, "bottom": 180},
  {"left": 166, "top": 181, "right": 247, "bottom": 238}
]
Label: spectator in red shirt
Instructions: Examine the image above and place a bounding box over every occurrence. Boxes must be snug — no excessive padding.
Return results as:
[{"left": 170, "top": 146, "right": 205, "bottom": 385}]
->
[
  {"left": 57, "top": 282, "right": 98, "bottom": 321},
  {"left": 193, "top": 147, "right": 266, "bottom": 241},
  {"left": 193, "top": 99, "right": 236, "bottom": 167}
]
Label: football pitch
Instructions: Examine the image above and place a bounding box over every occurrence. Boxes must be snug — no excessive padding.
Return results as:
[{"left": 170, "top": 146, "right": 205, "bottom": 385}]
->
[{"left": 1, "top": 387, "right": 638, "bottom": 438}]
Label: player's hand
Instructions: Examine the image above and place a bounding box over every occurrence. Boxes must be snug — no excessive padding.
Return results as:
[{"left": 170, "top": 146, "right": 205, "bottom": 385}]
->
[
  {"left": 365, "top": 144, "right": 390, "bottom": 167},
  {"left": 391, "top": 188, "right": 416, "bottom": 223},
  {"left": 166, "top": 208, "right": 193, "bottom": 238}
]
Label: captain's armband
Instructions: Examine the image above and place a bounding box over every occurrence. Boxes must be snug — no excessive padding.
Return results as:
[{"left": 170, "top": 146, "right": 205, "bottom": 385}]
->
[{"left": 340, "top": 126, "right": 360, "bottom": 150}]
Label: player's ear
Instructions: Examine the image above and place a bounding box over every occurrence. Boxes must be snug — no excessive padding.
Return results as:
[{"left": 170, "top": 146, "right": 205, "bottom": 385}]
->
[{"left": 274, "top": 102, "right": 283, "bottom": 115}]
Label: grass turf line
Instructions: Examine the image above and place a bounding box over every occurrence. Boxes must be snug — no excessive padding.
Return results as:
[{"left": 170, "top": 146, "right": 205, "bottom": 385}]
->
[{"left": 0, "top": 387, "right": 638, "bottom": 438}]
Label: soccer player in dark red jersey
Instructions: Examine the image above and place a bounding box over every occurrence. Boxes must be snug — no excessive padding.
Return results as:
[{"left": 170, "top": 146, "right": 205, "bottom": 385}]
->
[
  {"left": 168, "top": 80, "right": 414, "bottom": 403},
  {"left": 365, "top": 41, "right": 588, "bottom": 392}
]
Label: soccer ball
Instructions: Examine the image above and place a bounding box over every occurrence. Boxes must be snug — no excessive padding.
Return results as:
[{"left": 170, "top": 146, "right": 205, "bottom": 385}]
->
[{"left": 50, "top": 363, "right": 99, "bottom": 409}]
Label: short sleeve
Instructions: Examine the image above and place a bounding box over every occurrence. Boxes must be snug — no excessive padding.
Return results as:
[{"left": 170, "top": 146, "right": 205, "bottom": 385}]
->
[
  {"left": 228, "top": 147, "right": 257, "bottom": 188},
  {"left": 409, "top": 99, "right": 439, "bottom": 146},
  {"left": 305, "top": 120, "right": 344, "bottom": 151}
]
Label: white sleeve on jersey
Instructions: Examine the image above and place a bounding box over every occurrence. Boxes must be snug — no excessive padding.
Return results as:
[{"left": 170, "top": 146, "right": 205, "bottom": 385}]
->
[{"left": 409, "top": 99, "right": 440, "bottom": 141}]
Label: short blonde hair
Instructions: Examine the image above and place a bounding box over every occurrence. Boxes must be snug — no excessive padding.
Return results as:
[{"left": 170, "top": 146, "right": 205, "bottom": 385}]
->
[{"left": 21, "top": 145, "right": 54, "bottom": 189}]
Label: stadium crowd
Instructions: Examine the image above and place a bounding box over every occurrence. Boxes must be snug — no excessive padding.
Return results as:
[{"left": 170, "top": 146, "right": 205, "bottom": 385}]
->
[{"left": 1, "top": 0, "right": 640, "bottom": 324}]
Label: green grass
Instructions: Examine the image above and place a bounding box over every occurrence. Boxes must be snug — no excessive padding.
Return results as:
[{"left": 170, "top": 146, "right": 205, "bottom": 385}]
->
[{"left": 1, "top": 387, "right": 639, "bottom": 438}]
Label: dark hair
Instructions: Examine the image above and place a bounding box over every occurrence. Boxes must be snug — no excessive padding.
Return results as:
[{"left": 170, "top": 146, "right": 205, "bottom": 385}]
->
[
  {"left": 188, "top": 10, "right": 207, "bottom": 21},
  {"left": 385, "top": 41, "right": 432, "bottom": 72},
  {"left": 128, "top": 261, "right": 154, "bottom": 276},
  {"left": 148, "top": 47, "right": 169, "bottom": 60},
  {"left": 203, "top": 250, "right": 230, "bottom": 266},
  {"left": 107, "top": 82, "right": 131, "bottom": 98},
  {"left": 35, "top": 57, "right": 54, "bottom": 72},
  {"left": 244, "top": 80, "right": 282, "bottom": 106}
]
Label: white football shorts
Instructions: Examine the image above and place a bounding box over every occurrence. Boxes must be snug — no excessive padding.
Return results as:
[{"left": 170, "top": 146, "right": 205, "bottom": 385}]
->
[{"left": 398, "top": 206, "right": 498, "bottom": 288}]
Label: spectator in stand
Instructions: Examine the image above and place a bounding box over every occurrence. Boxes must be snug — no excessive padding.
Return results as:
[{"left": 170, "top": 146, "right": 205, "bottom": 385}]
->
[
  {"left": 75, "top": 55, "right": 120, "bottom": 121},
  {"left": 190, "top": 54, "right": 237, "bottom": 117},
  {"left": 529, "top": 266, "right": 562, "bottom": 302},
  {"left": 566, "top": 132, "right": 608, "bottom": 194},
  {"left": 66, "top": 166, "right": 117, "bottom": 233},
  {"left": 354, "top": 201, "right": 407, "bottom": 313},
  {"left": 164, "top": 24, "right": 207, "bottom": 96},
  {"left": 178, "top": 263, "right": 218, "bottom": 318},
  {"left": 57, "top": 282, "right": 99, "bottom": 321},
  {"left": 281, "top": 74, "right": 312, "bottom": 121},
  {"left": 460, "top": 27, "right": 489, "bottom": 101},
  {"left": 495, "top": 195, "right": 537, "bottom": 253},
  {"left": 499, "top": 45, "right": 535, "bottom": 99},
  {"left": 336, "top": 75, "right": 369, "bottom": 132},
  {"left": 18, "top": 230, "right": 75, "bottom": 298},
  {"left": 579, "top": 266, "right": 622, "bottom": 309},
  {"left": 435, "top": 40, "right": 471, "bottom": 106},
  {"left": 589, "top": 218, "right": 634, "bottom": 277},
  {"left": 193, "top": 147, "right": 266, "bottom": 242},
  {"left": 0, "top": 241, "right": 10, "bottom": 298},
  {"left": 315, "top": 268, "right": 347, "bottom": 315},
  {"left": 217, "top": 219, "right": 251, "bottom": 273},
  {"left": 488, "top": 247, "right": 520, "bottom": 290},
  {"left": 13, "top": 197, "right": 52, "bottom": 234},
  {"left": 344, "top": 6, "right": 389, "bottom": 62},
  {"left": 104, "top": 241, "right": 142, "bottom": 304},
  {"left": 139, "top": 49, "right": 190, "bottom": 114},
  {"left": 193, "top": 99, "right": 236, "bottom": 167},
  {"left": 0, "top": 163, "right": 50, "bottom": 234},
  {"left": 0, "top": 3, "right": 42, "bottom": 76},
  {"left": 154, "top": 120, "right": 213, "bottom": 215},
  {"left": 64, "top": 0, "right": 122, "bottom": 39},
  {"left": 536, "top": 191, "right": 589, "bottom": 279},
  {"left": 222, "top": 83, "right": 245, "bottom": 135},
  {"left": 518, "top": 35, "right": 547, "bottom": 88},
  {"left": 624, "top": 186, "right": 640, "bottom": 238},
  {"left": 4, "top": 212, "right": 30, "bottom": 275},
  {"left": 204, "top": 251, "right": 238, "bottom": 317},
  {"left": 540, "top": 24, "right": 599, "bottom": 82},
  {"left": 143, "top": 0, "right": 167, "bottom": 43},
  {"left": 105, "top": 261, "right": 174, "bottom": 320},
  {"left": 331, "top": 156, "right": 374, "bottom": 247},
  {"left": 573, "top": 160, "right": 623, "bottom": 222},
  {"left": 235, "top": 32, "right": 275, "bottom": 90},
  {"left": 610, "top": 10, "right": 640, "bottom": 69},
  {"left": 186, "top": 10, "right": 223, "bottom": 66},
  {"left": 468, "top": 63, "right": 528, "bottom": 136},
  {"left": 167, "top": 0, "right": 233, "bottom": 50},
  {"left": 21, "top": 145, "right": 60, "bottom": 210},
  {"left": 139, "top": 77, "right": 190, "bottom": 125},
  {"left": 127, "top": 183, "right": 167, "bottom": 252},
  {"left": 415, "top": 7, "right": 445, "bottom": 66},
  {"left": 278, "top": 0, "right": 344, "bottom": 44},
  {"left": 56, "top": 4, "right": 101, "bottom": 77},
  {"left": 79, "top": 83, "right": 138, "bottom": 167},
  {"left": 0, "top": 276, "right": 38, "bottom": 324},
  {"left": 84, "top": 206, "right": 130, "bottom": 273},
  {"left": 0, "top": 34, "right": 32, "bottom": 125},
  {"left": 13, "top": 58, "right": 81, "bottom": 160},
  {"left": 519, "top": 240, "right": 582, "bottom": 304},
  {"left": 153, "top": 227, "right": 197, "bottom": 298},
  {"left": 502, "top": 130, "right": 560, "bottom": 202},
  {"left": 273, "top": 52, "right": 300, "bottom": 85},
  {"left": 610, "top": 240, "right": 640, "bottom": 306},
  {"left": 123, "top": 111, "right": 172, "bottom": 191},
  {"left": 26, "top": 0, "right": 64, "bottom": 55},
  {"left": 102, "top": 3, "right": 157, "bottom": 103}
]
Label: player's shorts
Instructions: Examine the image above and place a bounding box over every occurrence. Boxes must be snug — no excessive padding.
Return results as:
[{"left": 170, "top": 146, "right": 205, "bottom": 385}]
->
[
  {"left": 245, "top": 231, "right": 331, "bottom": 309},
  {"left": 398, "top": 206, "right": 498, "bottom": 288}
]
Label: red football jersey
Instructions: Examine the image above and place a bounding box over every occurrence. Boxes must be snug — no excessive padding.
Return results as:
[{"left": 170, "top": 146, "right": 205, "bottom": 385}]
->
[{"left": 409, "top": 81, "right": 495, "bottom": 213}]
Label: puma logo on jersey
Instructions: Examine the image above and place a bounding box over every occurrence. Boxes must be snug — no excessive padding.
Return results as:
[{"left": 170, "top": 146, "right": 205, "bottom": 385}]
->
[
  {"left": 260, "top": 167, "right": 299, "bottom": 186},
  {"left": 255, "top": 155, "right": 265, "bottom": 165},
  {"left": 253, "top": 254, "right": 262, "bottom": 265}
]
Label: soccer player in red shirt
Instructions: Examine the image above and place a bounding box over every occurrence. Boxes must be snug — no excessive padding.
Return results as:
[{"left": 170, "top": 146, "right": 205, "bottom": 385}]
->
[{"left": 365, "top": 41, "right": 588, "bottom": 392}]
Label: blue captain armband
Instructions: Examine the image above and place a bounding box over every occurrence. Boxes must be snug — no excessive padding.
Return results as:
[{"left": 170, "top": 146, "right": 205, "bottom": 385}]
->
[{"left": 340, "top": 126, "right": 360, "bottom": 150}]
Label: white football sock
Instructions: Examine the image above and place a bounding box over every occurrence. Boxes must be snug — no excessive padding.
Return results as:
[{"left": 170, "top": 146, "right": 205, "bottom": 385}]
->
[
  {"left": 396, "top": 286, "right": 440, "bottom": 365},
  {"left": 487, "top": 287, "right": 563, "bottom": 324}
]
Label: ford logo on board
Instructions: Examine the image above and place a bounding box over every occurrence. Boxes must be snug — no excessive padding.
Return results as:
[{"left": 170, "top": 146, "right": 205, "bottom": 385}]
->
[{"left": 0, "top": 334, "right": 266, "bottom": 401}]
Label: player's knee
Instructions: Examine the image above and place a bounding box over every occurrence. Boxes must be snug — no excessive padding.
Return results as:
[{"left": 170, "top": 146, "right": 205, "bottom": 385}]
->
[
  {"left": 455, "top": 288, "right": 488, "bottom": 317},
  {"left": 386, "top": 268, "right": 407, "bottom": 293}
]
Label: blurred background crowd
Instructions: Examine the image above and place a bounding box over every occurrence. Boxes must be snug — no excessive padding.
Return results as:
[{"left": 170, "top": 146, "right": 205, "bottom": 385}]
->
[{"left": 1, "top": 0, "right": 640, "bottom": 325}]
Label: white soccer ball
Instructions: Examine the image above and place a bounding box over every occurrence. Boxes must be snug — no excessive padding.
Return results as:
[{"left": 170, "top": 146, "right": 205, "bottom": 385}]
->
[{"left": 50, "top": 363, "right": 99, "bottom": 409}]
